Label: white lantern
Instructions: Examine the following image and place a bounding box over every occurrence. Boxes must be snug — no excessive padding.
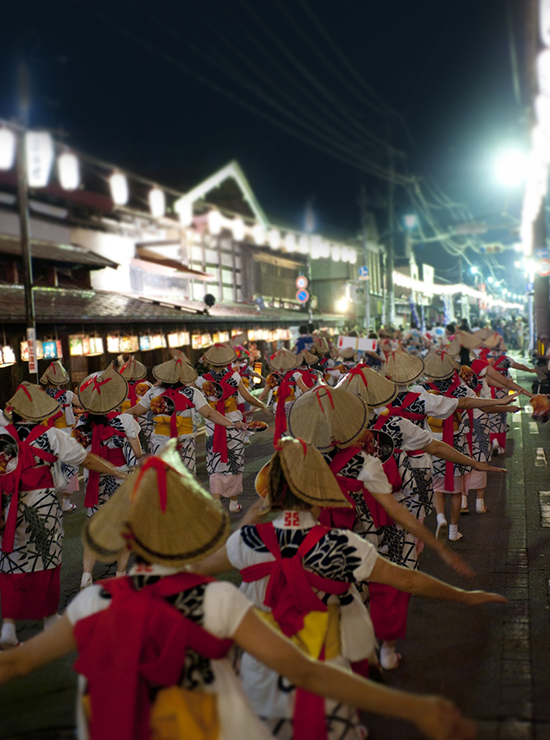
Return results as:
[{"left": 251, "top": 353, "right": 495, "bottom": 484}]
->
[
  {"left": 348, "top": 249, "right": 357, "bottom": 265},
  {"left": 538, "top": 49, "right": 550, "bottom": 96},
  {"left": 252, "top": 223, "right": 265, "bottom": 245},
  {"left": 26, "top": 132, "right": 54, "bottom": 188},
  {"left": 541, "top": 0, "right": 550, "bottom": 46},
  {"left": 148, "top": 188, "right": 165, "bottom": 218},
  {"left": 268, "top": 228, "right": 281, "bottom": 249},
  {"left": 284, "top": 232, "right": 296, "bottom": 252},
  {"left": 207, "top": 210, "right": 223, "bottom": 235},
  {"left": 232, "top": 218, "right": 245, "bottom": 241},
  {"left": 109, "top": 172, "right": 129, "bottom": 205},
  {"left": 298, "top": 235, "right": 310, "bottom": 255},
  {"left": 320, "top": 240, "right": 330, "bottom": 259},
  {"left": 310, "top": 235, "right": 323, "bottom": 259},
  {"left": 176, "top": 198, "right": 193, "bottom": 226},
  {"left": 0, "top": 128, "right": 16, "bottom": 170},
  {"left": 340, "top": 247, "right": 349, "bottom": 262},
  {"left": 331, "top": 245, "right": 341, "bottom": 262},
  {"left": 57, "top": 152, "right": 80, "bottom": 190}
]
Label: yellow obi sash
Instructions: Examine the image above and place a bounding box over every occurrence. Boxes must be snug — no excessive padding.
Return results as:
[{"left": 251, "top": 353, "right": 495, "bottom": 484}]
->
[
  {"left": 427, "top": 410, "right": 462, "bottom": 434},
  {"left": 53, "top": 416, "right": 68, "bottom": 429},
  {"left": 257, "top": 604, "right": 341, "bottom": 660},
  {"left": 150, "top": 686, "right": 219, "bottom": 740},
  {"left": 207, "top": 397, "right": 238, "bottom": 414},
  {"left": 121, "top": 399, "right": 131, "bottom": 414},
  {"left": 154, "top": 415, "right": 194, "bottom": 437}
]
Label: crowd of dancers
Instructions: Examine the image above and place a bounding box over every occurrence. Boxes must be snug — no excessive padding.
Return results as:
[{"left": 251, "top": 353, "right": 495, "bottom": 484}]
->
[{"left": 0, "top": 327, "right": 545, "bottom": 740}]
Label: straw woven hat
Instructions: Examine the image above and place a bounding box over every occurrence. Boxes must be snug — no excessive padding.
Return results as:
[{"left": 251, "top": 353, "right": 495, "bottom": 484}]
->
[
  {"left": 153, "top": 358, "right": 198, "bottom": 385},
  {"left": 6, "top": 382, "right": 61, "bottom": 422},
  {"left": 340, "top": 347, "right": 355, "bottom": 360},
  {"left": 203, "top": 343, "right": 237, "bottom": 367},
  {"left": 482, "top": 332, "right": 506, "bottom": 350},
  {"left": 382, "top": 349, "right": 424, "bottom": 385},
  {"left": 339, "top": 365, "right": 398, "bottom": 407},
  {"left": 474, "top": 328, "right": 493, "bottom": 341},
  {"left": 454, "top": 330, "right": 481, "bottom": 349},
  {"left": 423, "top": 350, "right": 458, "bottom": 380},
  {"left": 444, "top": 337, "right": 460, "bottom": 357},
  {"left": 119, "top": 358, "right": 147, "bottom": 381},
  {"left": 288, "top": 386, "right": 368, "bottom": 451},
  {"left": 312, "top": 336, "right": 329, "bottom": 356},
  {"left": 39, "top": 361, "right": 69, "bottom": 386},
  {"left": 299, "top": 349, "right": 318, "bottom": 365},
  {"left": 269, "top": 349, "right": 300, "bottom": 373},
  {"left": 170, "top": 349, "right": 192, "bottom": 365},
  {"left": 269, "top": 437, "right": 351, "bottom": 508},
  {"left": 83, "top": 441, "right": 230, "bottom": 566},
  {"left": 78, "top": 364, "right": 128, "bottom": 414}
]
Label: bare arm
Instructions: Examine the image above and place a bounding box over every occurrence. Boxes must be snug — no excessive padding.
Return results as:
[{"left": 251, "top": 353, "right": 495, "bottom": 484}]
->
[
  {"left": 295, "top": 375, "right": 309, "bottom": 393},
  {"left": 238, "top": 380, "right": 268, "bottom": 410},
  {"left": 197, "top": 403, "right": 243, "bottom": 429},
  {"left": 369, "top": 555, "right": 506, "bottom": 605},
  {"left": 456, "top": 394, "right": 518, "bottom": 410},
  {"left": 509, "top": 360, "right": 537, "bottom": 373},
  {"left": 234, "top": 610, "right": 477, "bottom": 740},
  {"left": 423, "top": 439, "right": 506, "bottom": 475},
  {"left": 128, "top": 436, "right": 142, "bottom": 460},
  {"left": 372, "top": 492, "right": 474, "bottom": 578},
  {"left": 124, "top": 403, "right": 148, "bottom": 418},
  {"left": 486, "top": 366, "right": 533, "bottom": 398},
  {"left": 83, "top": 452, "right": 128, "bottom": 479}
]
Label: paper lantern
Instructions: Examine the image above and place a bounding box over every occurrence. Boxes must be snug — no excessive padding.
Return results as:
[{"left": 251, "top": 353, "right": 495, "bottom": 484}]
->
[
  {"left": 109, "top": 173, "right": 129, "bottom": 205},
  {"left": 26, "top": 132, "right": 54, "bottom": 188},
  {"left": 284, "top": 233, "right": 296, "bottom": 252},
  {"left": 0, "top": 128, "right": 16, "bottom": 170},
  {"left": 176, "top": 198, "right": 193, "bottom": 226},
  {"left": 331, "top": 245, "right": 341, "bottom": 262},
  {"left": 207, "top": 210, "right": 223, "bottom": 235},
  {"left": 232, "top": 217, "right": 245, "bottom": 241},
  {"left": 57, "top": 152, "right": 80, "bottom": 190},
  {"left": 268, "top": 229, "right": 281, "bottom": 249},
  {"left": 149, "top": 188, "right": 165, "bottom": 218},
  {"left": 252, "top": 223, "right": 266, "bottom": 245}
]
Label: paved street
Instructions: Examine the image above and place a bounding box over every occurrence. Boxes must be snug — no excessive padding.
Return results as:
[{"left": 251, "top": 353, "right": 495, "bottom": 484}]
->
[{"left": 2, "top": 375, "right": 550, "bottom": 739}]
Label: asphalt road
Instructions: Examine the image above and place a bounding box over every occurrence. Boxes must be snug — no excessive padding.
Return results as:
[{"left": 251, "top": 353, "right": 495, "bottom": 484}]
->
[{"left": 2, "top": 377, "right": 550, "bottom": 740}]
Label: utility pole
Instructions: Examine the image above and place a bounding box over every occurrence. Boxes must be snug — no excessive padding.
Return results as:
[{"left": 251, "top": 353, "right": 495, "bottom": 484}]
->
[
  {"left": 386, "top": 136, "right": 395, "bottom": 325},
  {"left": 360, "top": 185, "right": 370, "bottom": 331},
  {"left": 528, "top": 0, "right": 550, "bottom": 347},
  {"left": 16, "top": 59, "right": 38, "bottom": 381}
]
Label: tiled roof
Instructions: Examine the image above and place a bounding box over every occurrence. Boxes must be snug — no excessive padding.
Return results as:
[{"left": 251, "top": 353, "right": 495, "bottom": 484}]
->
[
  {"left": 0, "top": 235, "right": 118, "bottom": 268},
  {"left": 0, "top": 286, "right": 340, "bottom": 326}
]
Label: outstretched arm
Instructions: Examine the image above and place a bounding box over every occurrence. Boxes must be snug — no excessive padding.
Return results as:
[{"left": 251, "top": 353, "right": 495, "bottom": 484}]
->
[
  {"left": 456, "top": 394, "right": 519, "bottom": 410},
  {"left": 238, "top": 380, "right": 268, "bottom": 410},
  {"left": 486, "top": 366, "right": 534, "bottom": 398},
  {"left": 197, "top": 403, "right": 243, "bottom": 429},
  {"left": 124, "top": 403, "right": 148, "bottom": 418},
  {"left": 423, "top": 439, "right": 506, "bottom": 475}
]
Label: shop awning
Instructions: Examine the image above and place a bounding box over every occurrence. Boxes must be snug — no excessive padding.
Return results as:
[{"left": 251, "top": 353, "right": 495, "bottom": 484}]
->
[{"left": 0, "top": 234, "right": 118, "bottom": 269}]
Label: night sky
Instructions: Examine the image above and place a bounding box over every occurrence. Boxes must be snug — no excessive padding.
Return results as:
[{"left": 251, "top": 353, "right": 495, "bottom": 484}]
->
[{"left": 0, "top": 0, "right": 529, "bottom": 284}]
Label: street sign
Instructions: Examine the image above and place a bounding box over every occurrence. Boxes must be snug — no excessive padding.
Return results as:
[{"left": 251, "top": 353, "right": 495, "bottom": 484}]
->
[
  {"left": 27, "top": 328, "right": 37, "bottom": 374},
  {"left": 295, "top": 276, "right": 308, "bottom": 290},
  {"left": 296, "top": 289, "right": 309, "bottom": 303},
  {"left": 536, "top": 258, "right": 550, "bottom": 277},
  {"left": 358, "top": 266, "right": 369, "bottom": 281}
]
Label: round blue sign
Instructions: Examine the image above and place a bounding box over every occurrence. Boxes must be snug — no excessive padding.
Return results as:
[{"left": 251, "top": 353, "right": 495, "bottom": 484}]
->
[{"left": 296, "top": 289, "right": 309, "bottom": 303}]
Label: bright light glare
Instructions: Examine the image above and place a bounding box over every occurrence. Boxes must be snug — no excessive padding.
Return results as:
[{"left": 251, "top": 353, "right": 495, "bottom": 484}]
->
[
  {"left": 494, "top": 148, "right": 527, "bottom": 187},
  {"left": 404, "top": 214, "right": 417, "bottom": 229},
  {"left": 57, "top": 153, "right": 80, "bottom": 191},
  {"left": 0, "top": 128, "right": 16, "bottom": 170},
  {"left": 470, "top": 265, "right": 478, "bottom": 275},
  {"left": 335, "top": 297, "right": 350, "bottom": 313},
  {"left": 487, "top": 276, "right": 494, "bottom": 284}
]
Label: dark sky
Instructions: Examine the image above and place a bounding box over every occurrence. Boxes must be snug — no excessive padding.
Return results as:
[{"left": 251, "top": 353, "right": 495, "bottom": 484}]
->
[{"left": 0, "top": 0, "right": 530, "bottom": 282}]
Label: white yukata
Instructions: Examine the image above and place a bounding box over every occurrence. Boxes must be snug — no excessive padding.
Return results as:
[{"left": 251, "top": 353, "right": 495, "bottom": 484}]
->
[
  {"left": 227, "top": 511, "right": 378, "bottom": 740},
  {"left": 43, "top": 387, "right": 80, "bottom": 491},
  {"left": 65, "top": 563, "right": 272, "bottom": 740},
  {"left": 138, "top": 385, "right": 208, "bottom": 474}
]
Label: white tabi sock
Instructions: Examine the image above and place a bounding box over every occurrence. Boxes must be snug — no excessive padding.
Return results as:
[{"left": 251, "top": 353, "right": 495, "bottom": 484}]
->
[
  {"left": 436, "top": 513, "right": 447, "bottom": 525},
  {"left": 0, "top": 622, "right": 17, "bottom": 645}
]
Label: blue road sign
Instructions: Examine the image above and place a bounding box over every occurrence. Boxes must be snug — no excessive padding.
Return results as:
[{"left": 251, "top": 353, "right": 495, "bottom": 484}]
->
[
  {"left": 358, "top": 266, "right": 369, "bottom": 276},
  {"left": 296, "top": 289, "right": 309, "bottom": 303}
]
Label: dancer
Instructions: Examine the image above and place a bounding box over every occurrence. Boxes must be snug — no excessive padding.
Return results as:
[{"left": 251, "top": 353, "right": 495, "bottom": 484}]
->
[
  {"left": 0, "top": 382, "right": 125, "bottom": 648},
  {"left": 258, "top": 348, "right": 308, "bottom": 444},
  {"left": 40, "top": 360, "right": 83, "bottom": 512},
  {"left": 196, "top": 344, "right": 267, "bottom": 513},
  {"left": 196, "top": 437, "right": 504, "bottom": 739},
  {"left": 127, "top": 357, "right": 242, "bottom": 473},
  {"left": 118, "top": 357, "right": 153, "bottom": 451},
  {"left": 73, "top": 365, "right": 142, "bottom": 587}
]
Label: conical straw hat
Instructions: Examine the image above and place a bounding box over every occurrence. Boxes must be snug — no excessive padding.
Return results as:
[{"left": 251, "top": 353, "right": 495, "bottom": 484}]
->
[
  {"left": 119, "top": 358, "right": 147, "bottom": 381},
  {"left": 340, "top": 347, "right": 355, "bottom": 360},
  {"left": 78, "top": 364, "right": 128, "bottom": 414},
  {"left": 454, "top": 330, "right": 481, "bottom": 349},
  {"left": 203, "top": 343, "right": 237, "bottom": 367},
  {"left": 268, "top": 437, "right": 352, "bottom": 508},
  {"left": 288, "top": 386, "right": 368, "bottom": 452},
  {"left": 482, "top": 332, "right": 506, "bottom": 350},
  {"left": 6, "top": 382, "right": 60, "bottom": 422},
  {"left": 445, "top": 337, "right": 460, "bottom": 357},
  {"left": 269, "top": 349, "right": 300, "bottom": 373},
  {"left": 474, "top": 328, "right": 493, "bottom": 341},
  {"left": 299, "top": 349, "right": 318, "bottom": 365},
  {"left": 153, "top": 358, "right": 198, "bottom": 384},
  {"left": 423, "top": 350, "right": 458, "bottom": 380},
  {"left": 39, "top": 360, "right": 69, "bottom": 386},
  {"left": 83, "top": 440, "right": 230, "bottom": 566},
  {"left": 170, "top": 349, "right": 192, "bottom": 365},
  {"left": 339, "top": 366, "right": 398, "bottom": 407},
  {"left": 381, "top": 349, "right": 424, "bottom": 385},
  {"left": 312, "top": 336, "right": 329, "bottom": 356}
]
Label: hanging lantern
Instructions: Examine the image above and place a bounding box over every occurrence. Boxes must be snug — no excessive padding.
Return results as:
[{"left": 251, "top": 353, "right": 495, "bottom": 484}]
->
[
  {"left": 109, "top": 172, "right": 129, "bottom": 205},
  {"left": 298, "top": 235, "right": 310, "bottom": 255},
  {"left": 331, "top": 245, "right": 341, "bottom": 262},
  {"left": 310, "top": 235, "right": 322, "bottom": 259},
  {"left": 149, "top": 188, "right": 166, "bottom": 218},
  {"left": 348, "top": 249, "right": 357, "bottom": 265},
  {"left": 26, "top": 132, "right": 54, "bottom": 188},
  {"left": 176, "top": 198, "right": 193, "bottom": 226},
  {"left": 268, "top": 228, "right": 281, "bottom": 249},
  {"left": 57, "top": 152, "right": 80, "bottom": 190},
  {"left": 252, "top": 223, "right": 265, "bottom": 245},
  {"left": 232, "top": 217, "right": 245, "bottom": 241},
  {"left": 207, "top": 210, "right": 223, "bottom": 235},
  {"left": 340, "top": 247, "right": 349, "bottom": 262},
  {"left": 0, "top": 128, "right": 16, "bottom": 170},
  {"left": 284, "top": 232, "right": 296, "bottom": 252}
]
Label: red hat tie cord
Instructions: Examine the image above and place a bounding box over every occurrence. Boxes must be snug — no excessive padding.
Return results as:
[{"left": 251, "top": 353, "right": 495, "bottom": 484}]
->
[{"left": 132, "top": 456, "right": 170, "bottom": 512}]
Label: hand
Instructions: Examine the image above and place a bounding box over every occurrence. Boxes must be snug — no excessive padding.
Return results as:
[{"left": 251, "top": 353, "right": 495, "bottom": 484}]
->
[
  {"left": 505, "top": 406, "right": 520, "bottom": 413},
  {"left": 239, "top": 498, "right": 269, "bottom": 527},
  {"left": 414, "top": 696, "right": 477, "bottom": 740},
  {"left": 475, "top": 461, "right": 507, "bottom": 474},
  {"left": 503, "top": 393, "right": 520, "bottom": 405},
  {"left": 436, "top": 545, "right": 475, "bottom": 579},
  {"left": 462, "top": 590, "right": 508, "bottom": 606},
  {"left": 232, "top": 421, "right": 245, "bottom": 430}
]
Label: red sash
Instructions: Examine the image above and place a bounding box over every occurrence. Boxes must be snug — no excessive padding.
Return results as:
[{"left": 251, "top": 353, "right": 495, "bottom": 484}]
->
[
  {"left": 471, "top": 359, "right": 489, "bottom": 396},
  {"left": 387, "top": 393, "right": 425, "bottom": 422},
  {"left": 371, "top": 415, "right": 404, "bottom": 493},
  {"left": 273, "top": 370, "right": 297, "bottom": 446},
  {"left": 0, "top": 425, "right": 57, "bottom": 553},
  {"left": 428, "top": 373, "right": 463, "bottom": 489},
  {"left": 73, "top": 572, "right": 232, "bottom": 740},
  {"left": 240, "top": 522, "right": 348, "bottom": 740},
  {"left": 84, "top": 414, "right": 127, "bottom": 508},
  {"left": 159, "top": 388, "right": 195, "bottom": 439},
  {"left": 127, "top": 381, "right": 138, "bottom": 408},
  {"left": 296, "top": 367, "right": 318, "bottom": 389},
  {"left": 203, "top": 370, "right": 236, "bottom": 463}
]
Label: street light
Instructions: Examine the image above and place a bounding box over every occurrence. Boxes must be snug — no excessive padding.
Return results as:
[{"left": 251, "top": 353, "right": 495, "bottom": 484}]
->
[
  {"left": 494, "top": 148, "right": 527, "bottom": 187},
  {"left": 470, "top": 265, "right": 478, "bottom": 275}
]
